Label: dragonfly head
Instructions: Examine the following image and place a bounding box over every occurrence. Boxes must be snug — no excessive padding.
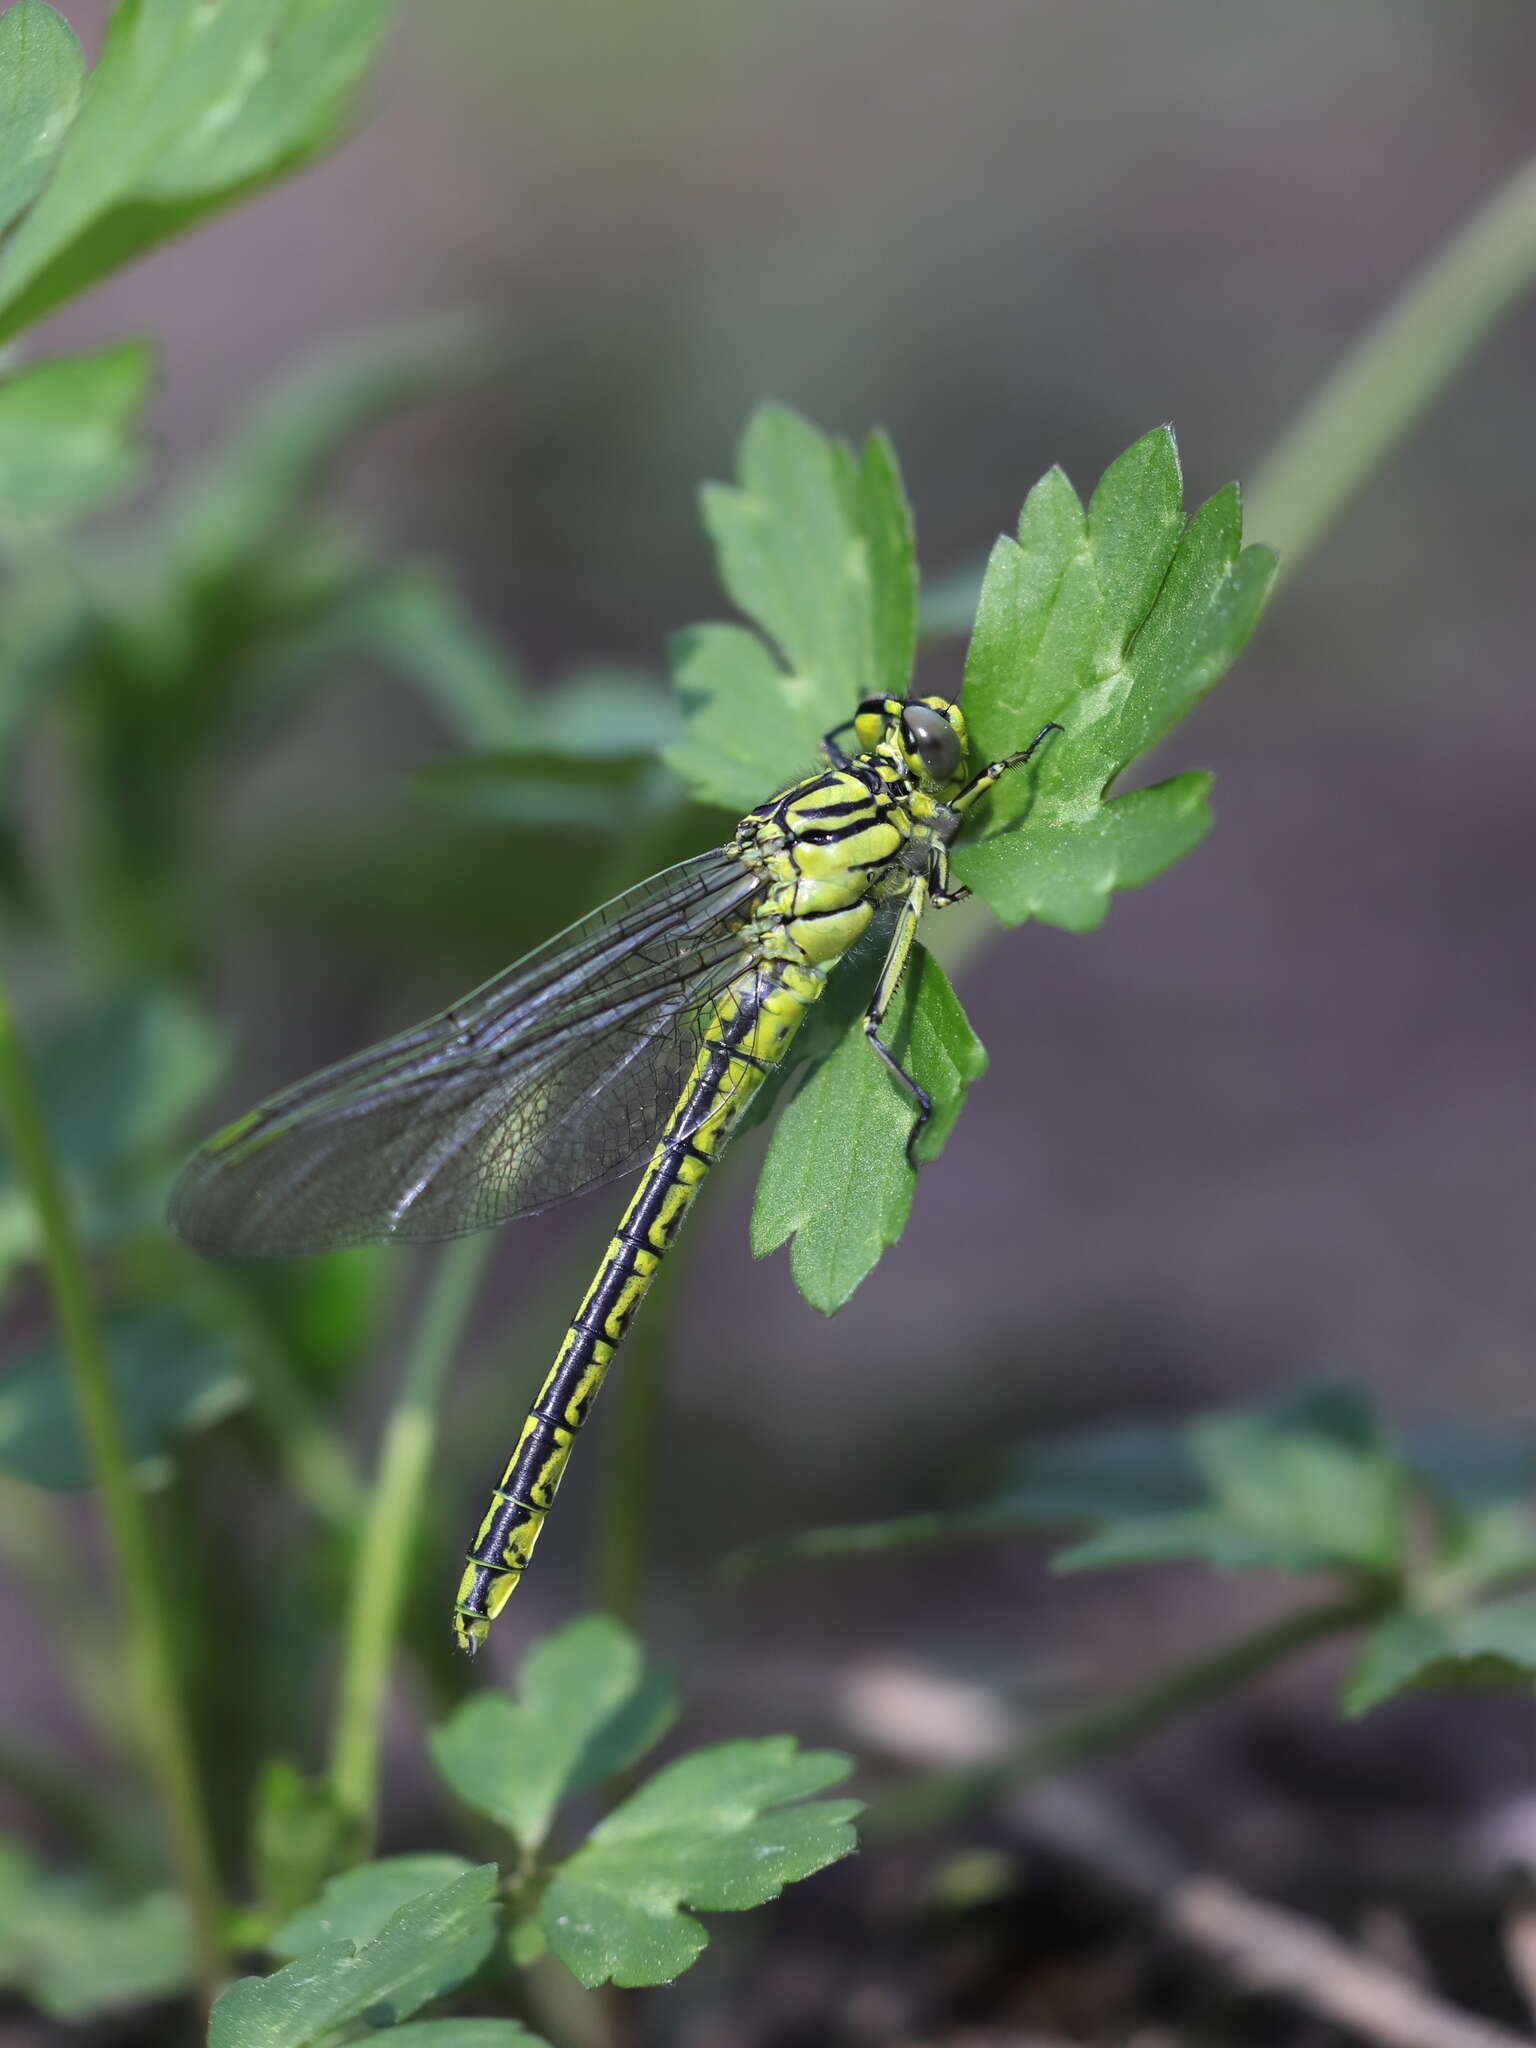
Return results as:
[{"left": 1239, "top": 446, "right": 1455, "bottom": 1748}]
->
[{"left": 853, "top": 694, "right": 969, "bottom": 790}]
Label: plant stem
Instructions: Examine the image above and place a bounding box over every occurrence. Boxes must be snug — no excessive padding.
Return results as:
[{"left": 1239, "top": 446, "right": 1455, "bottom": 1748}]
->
[
  {"left": 1247, "top": 145, "right": 1536, "bottom": 575},
  {"left": 0, "top": 982, "right": 226, "bottom": 2004},
  {"left": 593, "top": 1239, "right": 688, "bottom": 1633},
  {"left": 329, "top": 1233, "right": 493, "bottom": 1848},
  {"left": 870, "top": 1587, "right": 1387, "bottom": 1834}
]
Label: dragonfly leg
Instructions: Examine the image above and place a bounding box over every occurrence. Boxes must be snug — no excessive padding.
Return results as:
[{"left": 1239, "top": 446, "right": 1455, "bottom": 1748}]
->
[
  {"left": 952, "top": 719, "right": 1062, "bottom": 816},
  {"left": 927, "top": 838, "right": 969, "bottom": 910},
  {"left": 865, "top": 873, "right": 933, "bottom": 1169},
  {"left": 819, "top": 713, "right": 857, "bottom": 768}
]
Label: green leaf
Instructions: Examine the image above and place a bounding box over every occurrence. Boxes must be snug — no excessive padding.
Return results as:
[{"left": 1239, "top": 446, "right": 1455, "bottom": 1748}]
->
[
  {"left": 429, "top": 1613, "right": 677, "bottom": 1853},
  {"left": 951, "top": 432, "right": 1275, "bottom": 931},
  {"left": 1344, "top": 1596, "right": 1536, "bottom": 1717},
  {"left": 209, "top": 1864, "right": 499, "bottom": 2048},
  {"left": 665, "top": 404, "right": 916, "bottom": 810},
  {"left": 1051, "top": 1383, "right": 1406, "bottom": 1582},
  {"left": 0, "top": 1852, "right": 192, "bottom": 2021},
  {"left": 0, "top": 2, "right": 83, "bottom": 237},
  {"left": 0, "top": 986, "right": 225, "bottom": 1190},
  {"left": 0, "top": 1307, "right": 247, "bottom": 1490},
  {"left": 271, "top": 1855, "right": 478, "bottom": 1960},
  {"left": 0, "top": 0, "right": 396, "bottom": 342},
  {"left": 359, "top": 2028, "right": 550, "bottom": 2047},
  {"left": 0, "top": 342, "right": 150, "bottom": 531},
  {"left": 1190, "top": 1403, "right": 1404, "bottom": 1578},
  {"left": 1428, "top": 1501, "right": 1536, "bottom": 1599},
  {"left": 1053, "top": 1506, "right": 1324, "bottom": 1577},
  {"left": 0, "top": 985, "right": 225, "bottom": 1288},
  {"left": 251, "top": 1762, "right": 365, "bottom": 1929},
  {"left": 751, "top": 945, "right": 985, "bottom": 1313},
  {"left": 540, "top": 1737, "right": 859, "bottom": 1989}
]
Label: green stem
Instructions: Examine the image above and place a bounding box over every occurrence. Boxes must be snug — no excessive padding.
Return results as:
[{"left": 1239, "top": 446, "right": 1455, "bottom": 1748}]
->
[
  {"left": 593, "top": 1239, "right": 687, "bottom": 1631},
  {"left": 0, "top": 982, "right": 226, "bottom": 2004},
  {"left": 871, "top": 1587, "right": 1387, "bottom": 1834},
  {"left": 329, "top": 1233, "right": 493, "bottom": 1848},
  {"left": 1247, "top": 146, "right": 1536, "bottom": 575}
]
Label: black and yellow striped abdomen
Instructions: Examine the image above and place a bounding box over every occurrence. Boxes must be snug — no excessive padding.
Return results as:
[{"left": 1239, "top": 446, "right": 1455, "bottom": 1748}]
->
[{"left": 451, "top": 953, "right": 823, "bottom": 1649}]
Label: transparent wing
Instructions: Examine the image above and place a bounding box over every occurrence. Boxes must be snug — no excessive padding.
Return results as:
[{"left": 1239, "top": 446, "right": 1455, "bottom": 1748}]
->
[{"left": 169, "top": 849, "right": 763, "bottom": 1256}]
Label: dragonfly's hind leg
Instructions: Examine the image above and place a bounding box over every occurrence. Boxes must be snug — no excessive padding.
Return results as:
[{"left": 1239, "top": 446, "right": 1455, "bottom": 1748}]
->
[{"left": 864, "top": 874, "right": 933, "bottom": 1168}]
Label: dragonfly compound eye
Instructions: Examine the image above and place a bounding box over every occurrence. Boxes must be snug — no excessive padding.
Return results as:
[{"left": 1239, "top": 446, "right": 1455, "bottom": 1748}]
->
[{"left": 901, "top": 703, "right": 962, "bottom": 783}]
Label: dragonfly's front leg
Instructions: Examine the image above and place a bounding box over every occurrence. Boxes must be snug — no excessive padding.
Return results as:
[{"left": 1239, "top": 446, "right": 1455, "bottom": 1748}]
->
[
  {"left": 951, "top": 719, "right": 1063, "bottom": 817},
  {"left": 819, "top": 713, "right": 859, "bottom": 768}
]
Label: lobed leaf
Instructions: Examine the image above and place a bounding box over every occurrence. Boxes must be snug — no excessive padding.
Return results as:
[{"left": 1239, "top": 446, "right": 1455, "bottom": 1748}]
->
[
  {"left": 751, "top": 945, "right": 985, "bottom": 1313},
  {"left": 1057, "top": 1385, "right": 1407, "bottom": 1582},
  {"left": 1189, "top": 1404, "right": 1403, "bottom": 1578},
  {"left": 952, "top": 431, "right": 1275, "bottom": 930},
  {"left": 1344, "top": 1596, "right": 1536, "bottom": 1717},
  {"left": 664, "top": 404, "right": 917, "bottom": 810},
  {"left": 209, "top": 1865, "right": 499, "bottom": 2048},
  {"left": 0, "top": 1, "right": 83, "bottom": 239},
  {"left": 271, "top": 1854, "right": 478, "bottom": 1960},
  {"left": 540, "top": 1736, "right": 859, "bottom": 1989},
  {"left": 1054, "top": 1506, "right": 1327, "bottom": 1577},
  {"left": 429, "top": 1613, "right": 677, "bottom": 1853},
  {"left": 0, "top": 342, "right": 150, "bottom": 532},
  {"left": 0, "top": 0, "right": 395, "bottom": 342}
]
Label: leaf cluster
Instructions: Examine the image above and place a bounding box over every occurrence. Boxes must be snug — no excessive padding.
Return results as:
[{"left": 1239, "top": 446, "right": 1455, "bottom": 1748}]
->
[
  {"left": 662, "top": 404, "right": 1274, "bottom": 1310},
  {"left": 197, "top": 1616, "right": 858, "bottom": 2041}
]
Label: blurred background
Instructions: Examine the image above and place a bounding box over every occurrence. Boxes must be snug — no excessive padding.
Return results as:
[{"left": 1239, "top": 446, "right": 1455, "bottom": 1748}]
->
[{"left": 4, "top": 1, "right": 1536, "bottom": 2036}]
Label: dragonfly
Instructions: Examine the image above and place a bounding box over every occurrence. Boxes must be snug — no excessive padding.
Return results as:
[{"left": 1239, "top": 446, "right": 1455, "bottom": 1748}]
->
[{"left": 170, "top": 693, "right": 1056, "bottom": 1652}]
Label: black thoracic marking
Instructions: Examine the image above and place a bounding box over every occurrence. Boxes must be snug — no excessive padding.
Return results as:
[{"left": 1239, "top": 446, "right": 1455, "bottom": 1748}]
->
[
  {"left": 796, "top": 817, "right": 883, "bottom": 846},
  {"left": 795, "top": 794, "right": 880, "bottom": 822}
]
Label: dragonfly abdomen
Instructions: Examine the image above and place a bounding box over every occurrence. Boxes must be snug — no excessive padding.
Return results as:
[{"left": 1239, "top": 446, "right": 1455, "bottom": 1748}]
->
[{"left": 452, "top": 960, "right": 819, "bottom": 1651}]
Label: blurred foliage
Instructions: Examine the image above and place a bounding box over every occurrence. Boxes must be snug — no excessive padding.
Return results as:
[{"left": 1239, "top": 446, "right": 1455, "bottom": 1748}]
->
[
  {"left": 0, "top": 0, "right": 394, "bottom": 341},
  {"left": 727, "top": 1380, "right": 1536, "bottom": 1720},
  {"left": 0, "top": 1839, "right": 190, "bottom": 2022}
]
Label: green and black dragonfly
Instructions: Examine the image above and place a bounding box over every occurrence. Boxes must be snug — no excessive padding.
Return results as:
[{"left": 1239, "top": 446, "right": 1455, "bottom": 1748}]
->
[{"left": 171, "top": 694, "right": 1054, "bottom": 1651}]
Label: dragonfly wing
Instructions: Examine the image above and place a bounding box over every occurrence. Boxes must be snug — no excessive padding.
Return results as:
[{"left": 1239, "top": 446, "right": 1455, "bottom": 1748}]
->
[{"left": 169, "top": 850, "right": 762, "bottom": 1256}]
